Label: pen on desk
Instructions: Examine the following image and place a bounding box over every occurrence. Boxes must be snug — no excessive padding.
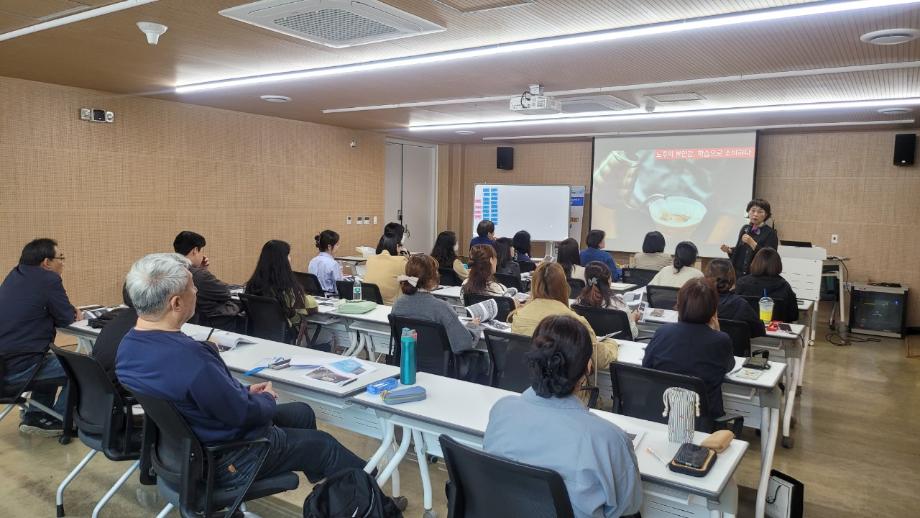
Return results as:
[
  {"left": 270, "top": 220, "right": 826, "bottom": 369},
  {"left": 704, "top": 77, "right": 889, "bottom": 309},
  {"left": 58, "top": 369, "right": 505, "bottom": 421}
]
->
[
  {"left": 646, "top": 447, "right": 670, "bottom": 465},
  {"left": 341, "top": 377, "right": 358, "bottom": 387},
  {"left": 205, "top": 328, "right": 215, "bottom": 342}
]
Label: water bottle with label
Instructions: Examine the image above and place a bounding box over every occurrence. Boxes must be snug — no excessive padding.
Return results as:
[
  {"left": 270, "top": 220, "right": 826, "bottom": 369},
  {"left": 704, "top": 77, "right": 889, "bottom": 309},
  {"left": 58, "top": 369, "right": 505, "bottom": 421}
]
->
[
  {"left": 400, "top": 328, "right": 417, "bottom": 385},
  {"left": 758, "top": 289, "right": 774, "bottom": 324},
  {"left": 352, "top": 277, "right": 363, "bottom": 301}
]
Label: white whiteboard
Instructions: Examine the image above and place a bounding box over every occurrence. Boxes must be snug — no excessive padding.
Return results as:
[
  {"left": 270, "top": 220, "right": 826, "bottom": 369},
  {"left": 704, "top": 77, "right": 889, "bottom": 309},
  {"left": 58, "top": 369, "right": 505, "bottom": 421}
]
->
[{"left": 473, "top": 184, "right": 570, "bottom": 241}]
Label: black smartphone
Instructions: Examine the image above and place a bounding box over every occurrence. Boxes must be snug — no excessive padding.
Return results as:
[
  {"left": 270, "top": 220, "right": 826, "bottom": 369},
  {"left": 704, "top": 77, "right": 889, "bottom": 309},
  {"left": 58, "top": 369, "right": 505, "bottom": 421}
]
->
[{"left": 778, "top": 323, "right": 792, "bottom": 332}]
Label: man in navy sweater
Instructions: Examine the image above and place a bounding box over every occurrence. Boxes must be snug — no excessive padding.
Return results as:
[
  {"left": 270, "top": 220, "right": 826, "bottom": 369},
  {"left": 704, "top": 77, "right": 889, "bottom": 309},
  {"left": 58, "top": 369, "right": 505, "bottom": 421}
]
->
[
  {"left": 0, "top": 238, "right": 80, "bottom": 436},
  {"left": 116, "top": 253, "right": 366, "bottom": 490}
]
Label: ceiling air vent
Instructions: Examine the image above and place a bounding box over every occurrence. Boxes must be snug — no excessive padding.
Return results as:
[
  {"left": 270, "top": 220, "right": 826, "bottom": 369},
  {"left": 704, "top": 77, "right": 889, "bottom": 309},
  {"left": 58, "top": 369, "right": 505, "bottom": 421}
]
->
[
  {"left": 559, "top": 95, "right": 637, "bottom": 114},
  {"left": 219, "top": 0, "right": 445, "bottom": 48}
]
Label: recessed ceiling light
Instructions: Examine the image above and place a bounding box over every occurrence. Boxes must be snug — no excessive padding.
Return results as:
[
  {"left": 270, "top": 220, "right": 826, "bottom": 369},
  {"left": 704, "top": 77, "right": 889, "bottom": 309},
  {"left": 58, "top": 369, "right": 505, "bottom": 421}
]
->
[
  {"left": 456, "top": 130, "right": 476, "bottom": 135},
  {"left": 860, "top": 28, "right": 920, "bottom": 45},
  {"left": 260, "top": 95, "right": 291, "bottom": 103},
  {"left": 878, "top": 107, "right": 912, "bottom": 114}
]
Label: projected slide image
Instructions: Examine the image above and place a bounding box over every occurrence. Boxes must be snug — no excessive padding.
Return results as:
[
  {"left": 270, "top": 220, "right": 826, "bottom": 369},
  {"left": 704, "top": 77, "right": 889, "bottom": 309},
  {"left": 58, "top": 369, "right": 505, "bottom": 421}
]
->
[{"left": 591, "top": 133, "right": 757, "bottom": 257}]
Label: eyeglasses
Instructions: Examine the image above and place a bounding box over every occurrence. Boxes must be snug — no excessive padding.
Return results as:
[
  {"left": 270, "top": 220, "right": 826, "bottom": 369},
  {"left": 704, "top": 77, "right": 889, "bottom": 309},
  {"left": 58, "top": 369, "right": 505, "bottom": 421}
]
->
[{"left": 53, "top": 256, "right": 66, "bottom": 261}]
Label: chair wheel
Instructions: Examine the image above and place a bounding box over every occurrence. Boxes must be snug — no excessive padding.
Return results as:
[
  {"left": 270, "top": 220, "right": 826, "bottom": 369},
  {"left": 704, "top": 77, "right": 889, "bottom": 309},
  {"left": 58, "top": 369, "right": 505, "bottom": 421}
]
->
[
  {"left": 423, "top": 510, "right": 437, "bottom": 518},
  {"left": 59, "top": 435, "right": 71, "bottom": 445},
  {"left": 782, "top": 437, "right": 794, "bottom": 449}
]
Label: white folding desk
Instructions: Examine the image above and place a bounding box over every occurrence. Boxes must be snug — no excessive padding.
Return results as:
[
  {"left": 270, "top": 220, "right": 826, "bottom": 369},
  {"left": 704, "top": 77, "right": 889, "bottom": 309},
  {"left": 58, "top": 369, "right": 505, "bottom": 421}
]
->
[
  {"left": 637, "top": 308, "right": 805, "bottom": 450},
  {"left": 352, "top": 372, "right": 749, "bottom": 518},
  {"left": 612, "top": 340, "right": 785, "bottom": 518}
]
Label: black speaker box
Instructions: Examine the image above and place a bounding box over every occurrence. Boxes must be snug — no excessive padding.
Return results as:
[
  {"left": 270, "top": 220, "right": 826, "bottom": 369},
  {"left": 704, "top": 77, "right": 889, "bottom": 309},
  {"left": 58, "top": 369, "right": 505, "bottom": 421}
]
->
[
  {"left": 497, "top": 147, "right": 514, "bottom": 170},
  {"left": 894, "top": 134, "right": 916, "bottom": 166}
]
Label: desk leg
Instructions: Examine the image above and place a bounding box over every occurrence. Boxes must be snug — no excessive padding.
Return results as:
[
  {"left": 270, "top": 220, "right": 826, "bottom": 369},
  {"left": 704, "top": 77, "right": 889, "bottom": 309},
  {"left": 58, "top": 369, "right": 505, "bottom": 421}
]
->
[
  {"left": 796, "top": 336, "right": 807, "bottom": 390},
  {"left": 781, "top": 340, "right": 801, "bottom": 448},
  {"left": 809, "top": 301, "right": 818, "bottom": 345},
  {"left": 411, "top": 429, "right": 435, "bottom": 517},
  {"left": 756, "top": 406, "right": 779, "bottom": 518},
  {"left": 376, "top": 425, "right": 412, "bottom": 491},
  {"left": 364, "top": 419, "right": 396, "bottom": 474}
]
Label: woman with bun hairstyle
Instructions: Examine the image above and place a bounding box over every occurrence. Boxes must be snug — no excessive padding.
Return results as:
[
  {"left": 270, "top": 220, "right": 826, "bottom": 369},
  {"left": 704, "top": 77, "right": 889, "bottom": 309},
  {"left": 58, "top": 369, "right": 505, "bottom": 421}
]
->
[
  {"left": 484, "top": 315, "right": 643, "bottom": 518},
  {"left": 648, "top": 240, "right": 703, "bottom": 288},
  {"left": 364, "top": 222, "right": 409, "bottom": 305},
  {"left": 308, "top": 229, "right": 343, "bottom": 295}
]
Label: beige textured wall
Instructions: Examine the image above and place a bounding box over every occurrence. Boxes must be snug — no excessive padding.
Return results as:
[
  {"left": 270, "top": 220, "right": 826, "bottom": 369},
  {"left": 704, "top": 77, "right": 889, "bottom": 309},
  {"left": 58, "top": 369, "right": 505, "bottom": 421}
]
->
[
  {"left": 0, "top": 76, "right": 386, "bottom": 307},
  {"left": 442, "top": 132, "right": 919, "bottom": 326}
]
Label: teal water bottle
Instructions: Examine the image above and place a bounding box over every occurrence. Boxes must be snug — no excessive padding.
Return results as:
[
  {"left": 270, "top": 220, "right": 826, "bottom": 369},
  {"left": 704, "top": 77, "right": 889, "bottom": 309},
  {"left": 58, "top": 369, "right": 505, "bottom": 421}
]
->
[
  {"left": 400, "top": 328, "right": 417, "bottom": 385},
  {"left": 352, "top": 277, "right": 363, "bottom": 301}
]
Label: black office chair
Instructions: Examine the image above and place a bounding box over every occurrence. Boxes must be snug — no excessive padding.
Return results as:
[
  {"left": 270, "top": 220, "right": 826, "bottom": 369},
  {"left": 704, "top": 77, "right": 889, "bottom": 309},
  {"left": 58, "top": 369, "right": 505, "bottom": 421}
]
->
[
  {"left": 439, "top": 434, "right": 574, "bottom": 518},
  {"left": 495, "top": 272, "right": 524, "bottom": 292},
  {"left": 462, "top": 293, "right": 516, "bottom": 323},
  {"left": 609, "top": 362, "right": 743, "bottom": 435},
  {"left": 238, "top": 293, "right": 293, "bottom": 343},
  {"left": 646, "top": 285, "right": 680, "bottom": 310},
  {"left": 719, "top": 319, "right": 752, "bottom": 357},
  {"left": 741, "top": 295, "right": 790, "bottom": 322},
  {"left": 621, "top": 267, "right": 658, "bottom": 288},
  {"left": 0, "top": 352, "right": 62, "bottom": 426},
  {"left": 51, "top": 345, "right": 142, "bottom": 518},
  {"left": 387, "top": 315, "right": 481, "bottom": 382},
  {"left": 483, "top": 329, "right": 532, "bottom": 392},
  {"left": 516, "top": 260, "right": 536, "bottom": 274},
  {"left": 572, "top": 304, "right": 635, "bottom": 341},
  {"left": 336, "top": 280, "right": 385, "bottom": 305},
  {"left": 439, "top": 267, "right": 464, "bottom": 287},
  {"left": 293, "top": 271, "right": 326, "bottom": 297},
  {"left": 134, "top": 392, "right": 299, "bottom": 518},
  {"left": 566, "top": 278, "right": 586, "bottom": 299}
]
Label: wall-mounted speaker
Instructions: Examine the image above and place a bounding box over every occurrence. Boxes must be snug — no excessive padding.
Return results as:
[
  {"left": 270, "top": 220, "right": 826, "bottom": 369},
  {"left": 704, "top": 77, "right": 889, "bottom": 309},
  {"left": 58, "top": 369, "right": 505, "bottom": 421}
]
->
[
  {"left": 497, "top": 147, "right": 514, "bottom": 170},
  {"left": 894, "top": 134, "right": 916, "bottom": 166}
]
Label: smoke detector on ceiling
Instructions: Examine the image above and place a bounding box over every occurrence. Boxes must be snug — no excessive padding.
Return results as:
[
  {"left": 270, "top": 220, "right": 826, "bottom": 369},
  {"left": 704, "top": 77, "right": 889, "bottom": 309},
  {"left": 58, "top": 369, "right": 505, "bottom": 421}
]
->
[
  {"left": 860, "top": 28, "right": 920, "bottom": 45},
  {"left": 136, "top": 21, "right": 167, "bottom": 45},
  {"left": 220, "top": 0, "right": 445, "bottom": 48}
]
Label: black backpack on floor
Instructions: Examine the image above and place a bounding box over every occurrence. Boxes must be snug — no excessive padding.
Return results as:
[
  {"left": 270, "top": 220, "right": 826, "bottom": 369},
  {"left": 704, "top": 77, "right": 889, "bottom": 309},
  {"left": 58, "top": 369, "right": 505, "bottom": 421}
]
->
[{"left": 303, "top": 468, "right": 403, "bottom": 518}]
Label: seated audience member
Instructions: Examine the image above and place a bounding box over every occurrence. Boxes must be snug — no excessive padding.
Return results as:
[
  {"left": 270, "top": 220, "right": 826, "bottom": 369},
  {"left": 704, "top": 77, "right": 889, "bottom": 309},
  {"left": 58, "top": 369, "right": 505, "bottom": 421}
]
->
[
  {"left": 173, "top": 230, "right": 241, "bottom": 329},
  {"left": 391, "top": 255, "right": 477, "bottom": 353},
  {"left": 245, "top": 240, "right": 318, "bottom": 330},
  {"left": 643, "top": 278, "right": 734, "bottom": 417},
  {"left": 431, "top": 230, "right": 469, "bottom": 280},
  {"left": 575, "top": 262, "right": 639, "bottom": 339},
  {"left": 92, "top": 285, "right": 138, "bottom": 386},
  {"left": 469, "top": 219, "right": 496, "bottom": 251},
  {"left": 509, "top": 262, "right": 618, "bottom": 389},
  {"left": 308, "top": 229, "right": 343, "bottom": 295},
  {"left": 461, "top": 244, "right": 513, "bottom": 299},
  {"left": 734, "top": 247, "right": 799, "bottom": 322},
  {"left": 116, "top": 253, "right": 368, "bottom": 491},
  {"left": 494, "top": 237, "right": 521, "bottom": 276},
  {"left": 649, "top": 241, "right": 703, "bottom": 288},
  {"left": 633, "top": 231, "right": 672, "bottom": 271},
  {"left": 557, "top": 237, "right": 585, "bottom": 282},
  {"left": 512, "top": 230, "right": 535, "bottom": 264},
  {"left": 0, "top": 238, "right": 79, "bottom": 436},
  {"left": 705, "top": 259, "right": 765, "bottom": 338},
  {"left": 484, "top": 315, "right": 643, "bottom": 518},
  {"left": 580, "top": 229, "right": 622, "bottom": 281},
  {"left": 364, "top": 223, "right": 409, "bottom": 305}
]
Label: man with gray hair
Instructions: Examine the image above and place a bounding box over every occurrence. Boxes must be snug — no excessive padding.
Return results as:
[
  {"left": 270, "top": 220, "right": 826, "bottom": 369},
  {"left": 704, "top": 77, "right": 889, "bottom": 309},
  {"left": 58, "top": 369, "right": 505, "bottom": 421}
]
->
[{"left": 116, "top": 253, "right": 366, "bottom": 492}]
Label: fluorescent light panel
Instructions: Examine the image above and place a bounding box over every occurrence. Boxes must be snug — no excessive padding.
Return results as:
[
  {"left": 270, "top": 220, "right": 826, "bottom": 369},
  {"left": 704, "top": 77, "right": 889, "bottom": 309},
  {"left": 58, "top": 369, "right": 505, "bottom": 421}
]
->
[
  {"left": 0, "top": 0, "right": 158, "bottom": 42},
  {"left": 407, "top": 98, "right": 920, "bottom": 132},
  {"left": 175, "top": 0, "right": 920, "bottom": 94}
]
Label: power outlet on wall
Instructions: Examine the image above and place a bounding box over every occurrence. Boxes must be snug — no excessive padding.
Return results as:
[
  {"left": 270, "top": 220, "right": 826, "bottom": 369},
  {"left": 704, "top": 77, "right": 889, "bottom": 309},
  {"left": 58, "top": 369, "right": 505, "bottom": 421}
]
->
[
  {"left": 831, "top": 234, "right": 839, "bottom": 244},
  {"left": 346, "top": 216, "right": 352, "bottom": 225}
]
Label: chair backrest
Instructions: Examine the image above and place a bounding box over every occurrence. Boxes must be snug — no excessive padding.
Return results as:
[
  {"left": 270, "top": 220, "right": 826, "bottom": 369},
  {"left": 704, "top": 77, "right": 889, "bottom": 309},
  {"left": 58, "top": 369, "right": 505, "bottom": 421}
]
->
[
  {"left": 741, "top": 295, "right": 786, "bottom": 321},
  {"left": 293, "top": 271, "right": 325, "bottom": 296},
  {"left": 238, "top": 293, "right": 290, "bottom": 343},
  {"left": 335, "top": 280, "right": 385, "bottom": 305},
  {"left": 483, "top": 329, "right": 532, "bottom": 392},
  {"left": 621, "top": 267, "right": 658, "bottom": 288},
  {"left": 439, "top": 434, "right": 574, "bottom": 518},
  {"left": 571, "top": 304, "right": 634, "bottom": 341},
  {"left": 387, "top": 315, "right": 455, "bottom": 377},
  {"left": 609, "top": 362, "right": 715, "bottom": 432},
  {"left": 51, "top": 345, "right": 136, "bottom": 458},
  {"left": 462, "top": 293, "right": 515, "bottom": 323},
  {"left": 566, "top": 278, "right": 586, "bottom": 299},
  {"left": 516, "top": 260, "right": 536, "bottom": 274},
  {"left": 719, "top": 318, "right": 752, "bottom": 357},
  {"left": 646, "top": 285, "right": 680, "bottom": 310},
  {"left": 438, "top": 268, "right": 464, "bottom": 287},
  {"left": 494, "top": 272, "right": 523, "bottom": 292}
]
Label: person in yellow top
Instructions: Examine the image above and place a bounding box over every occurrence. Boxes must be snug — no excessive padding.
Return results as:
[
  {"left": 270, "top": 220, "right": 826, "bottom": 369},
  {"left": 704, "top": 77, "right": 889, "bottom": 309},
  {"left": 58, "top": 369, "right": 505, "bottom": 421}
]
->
[
  {"left": 244, "top": 240, "right": 319, "bottom": 330},
  {"left": 364, "top": 222, "right": 409, "bottom": 305},
  {"left": 430, "top": 231, "right": 469, "bottom": 281},
  {"left": 508, "top": 262, "right": 618, "bottom": 396}
]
